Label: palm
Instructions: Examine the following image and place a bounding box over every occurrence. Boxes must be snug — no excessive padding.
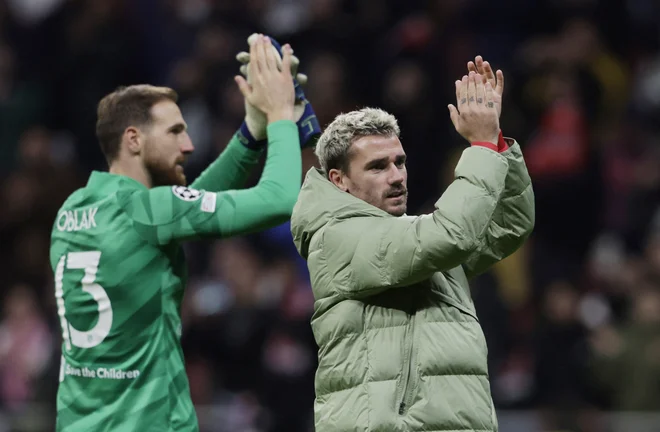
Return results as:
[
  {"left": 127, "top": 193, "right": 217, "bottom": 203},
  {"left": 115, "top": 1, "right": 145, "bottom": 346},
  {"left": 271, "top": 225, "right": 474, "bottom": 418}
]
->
[{"left": 468, "top": 56, "right": 504, "bottom": 118}]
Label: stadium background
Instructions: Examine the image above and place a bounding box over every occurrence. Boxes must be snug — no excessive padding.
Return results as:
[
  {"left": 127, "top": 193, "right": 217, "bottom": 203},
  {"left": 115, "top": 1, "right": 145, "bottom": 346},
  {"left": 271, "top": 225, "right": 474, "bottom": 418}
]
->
[{"left": 1, "top": 0, "right": 659, "bottom": 431}]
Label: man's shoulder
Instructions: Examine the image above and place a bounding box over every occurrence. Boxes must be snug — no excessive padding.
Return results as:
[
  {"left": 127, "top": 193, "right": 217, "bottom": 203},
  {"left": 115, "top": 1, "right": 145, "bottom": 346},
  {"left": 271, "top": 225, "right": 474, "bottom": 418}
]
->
[
  {"left": 58, "top": 174, "right": 130, "bottom": 209},
  {"left": 57, "top": 185, "right": 88, "bottom": 209},
  {"left": 52, "top": 174, "right": 162, "bottom": 240}
]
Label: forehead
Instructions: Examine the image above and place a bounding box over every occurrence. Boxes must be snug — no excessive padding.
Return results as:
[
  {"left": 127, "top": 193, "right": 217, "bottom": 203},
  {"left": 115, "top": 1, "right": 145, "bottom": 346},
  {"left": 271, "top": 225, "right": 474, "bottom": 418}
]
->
[
  {"left": 351, "top": 135, "right": 405, "bottom": 161},
  {"left": 149, "top": 100, "right": 184, "bottom": 125}
]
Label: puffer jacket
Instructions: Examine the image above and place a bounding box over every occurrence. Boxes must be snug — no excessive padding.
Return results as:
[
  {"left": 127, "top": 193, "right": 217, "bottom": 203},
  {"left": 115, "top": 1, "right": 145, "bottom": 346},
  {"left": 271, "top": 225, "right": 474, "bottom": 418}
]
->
[{"left": 291, "top": 142, "right": 535, "bottom": 432}]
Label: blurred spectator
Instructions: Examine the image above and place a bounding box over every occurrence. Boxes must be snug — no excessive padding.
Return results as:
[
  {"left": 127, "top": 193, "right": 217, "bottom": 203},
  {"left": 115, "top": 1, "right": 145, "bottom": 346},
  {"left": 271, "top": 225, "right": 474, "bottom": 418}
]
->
[
  {"left": 591, "top": 286, "right": 660, "bottom": 411},
  {"left": 0, "top": 284, "right": 53, "bottom": 411},
  {"left": 533, "top": 281, "right": 591, "bottom": 429}
]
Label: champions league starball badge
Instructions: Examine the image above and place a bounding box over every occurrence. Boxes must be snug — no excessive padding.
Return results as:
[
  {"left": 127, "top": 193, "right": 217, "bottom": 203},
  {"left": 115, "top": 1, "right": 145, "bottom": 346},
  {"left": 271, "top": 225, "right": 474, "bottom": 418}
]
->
[{"left": 171, "top": 186, "right": 202, "bottom": 202}]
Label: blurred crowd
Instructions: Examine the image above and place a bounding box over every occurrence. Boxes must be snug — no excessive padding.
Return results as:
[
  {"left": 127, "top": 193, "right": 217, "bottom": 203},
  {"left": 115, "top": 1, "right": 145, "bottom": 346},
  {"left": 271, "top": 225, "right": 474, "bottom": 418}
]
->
[{"left": 0, "top": 0, "right": 659, "bottom": 431}]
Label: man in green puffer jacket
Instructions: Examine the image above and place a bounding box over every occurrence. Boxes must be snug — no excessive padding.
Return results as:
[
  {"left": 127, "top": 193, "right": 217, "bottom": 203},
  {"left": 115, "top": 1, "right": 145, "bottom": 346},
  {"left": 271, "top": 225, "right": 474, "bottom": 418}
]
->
[{"left": 290, "top": 59, "right": 535, "bottom": 432}]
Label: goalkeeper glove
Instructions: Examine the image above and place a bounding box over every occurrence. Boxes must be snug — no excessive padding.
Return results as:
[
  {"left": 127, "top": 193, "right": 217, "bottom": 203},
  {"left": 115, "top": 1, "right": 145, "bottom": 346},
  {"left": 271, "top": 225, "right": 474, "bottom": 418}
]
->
[{"left": 236, "top": 34, "right": 321, "bottom": 150}]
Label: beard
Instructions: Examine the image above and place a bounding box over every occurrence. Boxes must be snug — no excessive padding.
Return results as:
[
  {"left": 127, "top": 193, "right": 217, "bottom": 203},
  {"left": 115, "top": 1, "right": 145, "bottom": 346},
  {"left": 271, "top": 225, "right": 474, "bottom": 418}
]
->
[
  {"left": 386, "top": 198, "right": 407, "bottom": 216},
  {"left": 142, "top": 138, "right": 187, "bottom": 187},
  {"left": 382, "top": 185, "right": 407, "bottom": 216},
  {"left": 145, "top": 157, "right": 186, "bottom": 187},
  {"left": 350, "top": 183, "right": 408, "bottom": 216}
]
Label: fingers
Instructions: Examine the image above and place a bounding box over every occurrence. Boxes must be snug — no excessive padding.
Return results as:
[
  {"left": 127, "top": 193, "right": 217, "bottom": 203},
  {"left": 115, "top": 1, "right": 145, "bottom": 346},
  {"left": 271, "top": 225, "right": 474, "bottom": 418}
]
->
[
  {"left": 247, "top": 52, "right": 257, "bottom": 81},
  {"left": 469, "top": 55, "right": 497, "bottom": 90},
  {"left": 467, "top": 72, "right": 477, "bottom": 105},
  {"left": 255, "top": 36, "right": 272, "bottom": 74},
  {"left": 475, "top": 56, "right": 488, "bottom": 85},
  {"left": 290, "top": 54, "right": 300, "bottom": 75},
  {"left": 448, "top": 104, "right": 460, "bottom": 129},
  {"left": 237, "top": 52, "right": 301, "bottom": 75},
  {"left": 236, "top": 51, "right": 250, "bottom": 64},
  {"left": 451, "top": 71, "right": 499, "bottom": 143},
  {"left": 280, "top": 44, "right": 293, "bottom": 80},
  {"left": 234, "top": 75, "right": 251, "bottom": 98},
  {"left": 474, "top": 56, "right": 484, "bottom": 75},
  {"left": 482, "top": 60, "right": 495, "bottom": 81},
  {"left": 456, "top": 72, "right": 488, "bottom": 109},
  {"left": 263, "top": 37, "right": 278, "bottom": 71},
  {"left": 250, "top": 35, "right": 263, "bottom": 74},
  {"left": 454, "top": 79, "right": 461, "bottom": 109},
  {"left": 495, "top": 69, "right": 504, "bottom": 96},
  {"left": 247, "top": 33, "right": 260, "bottom": 46},
  {"left": 240, "top": 37, "right": 306, "bottom": 86},
  {"left": 485, "top": 81, "right": 495, "bottom": 109},
  {"left": 459, "top": 75, "right": 468, "bottom": 107},
  {"left": 475, "top": 73, "right": 485, "bottom": 105}
]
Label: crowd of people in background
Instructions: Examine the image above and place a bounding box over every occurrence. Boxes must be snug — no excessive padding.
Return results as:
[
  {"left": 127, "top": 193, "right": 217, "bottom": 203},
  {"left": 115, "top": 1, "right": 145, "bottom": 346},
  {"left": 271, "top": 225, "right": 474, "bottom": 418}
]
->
[{"left": 0, "top": 0, "right": 659, "bottom": 431}]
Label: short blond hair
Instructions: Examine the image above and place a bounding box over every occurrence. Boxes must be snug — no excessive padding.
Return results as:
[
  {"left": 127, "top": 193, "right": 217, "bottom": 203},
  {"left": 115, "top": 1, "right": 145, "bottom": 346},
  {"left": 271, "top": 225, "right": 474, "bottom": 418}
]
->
[
  {"left": 315, "top": 107, "right": 400, "bottom": 174},
  {"left": 96, "top": 85, "right": 178, "bottom": 163}
]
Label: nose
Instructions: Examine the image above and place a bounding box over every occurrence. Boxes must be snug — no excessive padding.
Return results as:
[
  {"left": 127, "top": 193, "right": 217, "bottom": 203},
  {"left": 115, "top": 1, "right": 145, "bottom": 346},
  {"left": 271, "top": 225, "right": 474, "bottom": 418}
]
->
[
  {"left": 180, "top": 132, "right": 194, "bottom": 154},
  {"left": 388, "top": 164, "right": 404, "bottom": 185}
]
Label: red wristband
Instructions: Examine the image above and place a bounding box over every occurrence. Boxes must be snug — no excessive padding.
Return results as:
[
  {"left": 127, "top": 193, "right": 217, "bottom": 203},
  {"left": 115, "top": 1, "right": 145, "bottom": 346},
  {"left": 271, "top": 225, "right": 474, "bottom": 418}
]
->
[
  {"left": 498, "top": 130, "right": 509, "bottom": 153},
  {"left": 470, "top": 141, "right": 499, "bottom": 152},
  {"left": 471, "top": 130, "right": 509, "bottom": 153}
]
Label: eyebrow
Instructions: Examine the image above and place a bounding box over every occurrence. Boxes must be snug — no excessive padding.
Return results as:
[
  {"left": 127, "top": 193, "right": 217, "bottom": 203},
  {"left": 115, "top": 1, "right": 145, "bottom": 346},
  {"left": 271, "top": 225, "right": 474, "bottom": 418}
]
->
[
  {"left": 364, "top": 157, "right": 389, "bottom": 170},
  {"left": 364, "top": 154, "right": 406, "bottom": 170},
  {"left": 168, "top": 122, "right": 187, "bottom": 133}
]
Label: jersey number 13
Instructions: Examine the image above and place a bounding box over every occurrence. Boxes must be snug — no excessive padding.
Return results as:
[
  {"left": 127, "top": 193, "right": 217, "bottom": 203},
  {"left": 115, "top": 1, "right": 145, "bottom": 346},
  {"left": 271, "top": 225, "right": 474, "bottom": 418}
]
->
[{"left": 55, "top": 251, "right": 113, "bottom": 350}]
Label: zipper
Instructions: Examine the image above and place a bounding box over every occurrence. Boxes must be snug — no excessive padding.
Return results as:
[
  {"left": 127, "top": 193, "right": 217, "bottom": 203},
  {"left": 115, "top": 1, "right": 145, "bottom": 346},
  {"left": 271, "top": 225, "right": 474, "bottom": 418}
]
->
[{"left": 398, "top": 312, "right": 417, "bottom": 415}]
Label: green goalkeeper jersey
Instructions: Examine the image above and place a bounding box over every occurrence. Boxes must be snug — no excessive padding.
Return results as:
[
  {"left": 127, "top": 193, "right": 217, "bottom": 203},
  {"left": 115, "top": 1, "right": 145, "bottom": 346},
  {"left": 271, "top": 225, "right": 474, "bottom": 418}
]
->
[{"left": 49, "top": 121, "right": 302, "bottom": 432}]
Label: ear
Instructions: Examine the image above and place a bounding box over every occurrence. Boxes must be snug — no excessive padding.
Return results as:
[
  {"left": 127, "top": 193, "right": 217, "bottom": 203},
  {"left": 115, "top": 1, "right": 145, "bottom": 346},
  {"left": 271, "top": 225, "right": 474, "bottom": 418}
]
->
[
  {"left": 328, "top": 168, "right": 349, "bottom": 192},
  {"left": 124, "top": 126, "right": 142, "bottom": 155}
]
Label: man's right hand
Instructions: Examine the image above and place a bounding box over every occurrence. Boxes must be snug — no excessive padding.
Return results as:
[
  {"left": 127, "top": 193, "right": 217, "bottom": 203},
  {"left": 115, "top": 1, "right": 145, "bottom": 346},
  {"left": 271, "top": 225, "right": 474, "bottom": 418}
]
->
[
  {"left": 468, "top": 56, "right": 504, "bottom": 119},
  {"left": 448, "top": 72, "right": 500, "bottom": 145},
  {"left": 234, "top": 35, "right": 295, "bottom": 124}
]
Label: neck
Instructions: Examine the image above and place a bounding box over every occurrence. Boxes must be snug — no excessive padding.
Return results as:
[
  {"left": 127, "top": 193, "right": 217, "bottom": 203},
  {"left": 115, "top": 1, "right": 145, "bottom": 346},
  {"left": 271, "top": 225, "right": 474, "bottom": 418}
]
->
[{"left": 109, "top": 159, "right": 152, "bottom": 188}]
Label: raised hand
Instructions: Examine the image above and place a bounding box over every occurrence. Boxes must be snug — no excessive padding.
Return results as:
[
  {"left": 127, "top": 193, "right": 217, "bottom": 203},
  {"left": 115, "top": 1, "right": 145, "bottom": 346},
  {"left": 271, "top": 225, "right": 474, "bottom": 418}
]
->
[
  {"left": 236, "top": 34, "right": 308, "bottom": 86},
  {"left": 448, "top": 72, "right": 500, "bottom": 145},
  {"left": 235, "top": 34, "right": 321, "bottom": 148},
  {"left": 467, "top": 56, "right": 504, "bottom": 118},
  {"left": 234, "top": 35, "right": 295, "bottom": 124}
]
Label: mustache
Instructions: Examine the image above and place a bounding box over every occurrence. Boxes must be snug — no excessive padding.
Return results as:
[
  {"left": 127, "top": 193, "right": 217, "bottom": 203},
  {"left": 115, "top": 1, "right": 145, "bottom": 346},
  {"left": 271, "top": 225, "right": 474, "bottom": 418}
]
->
[{"left": 384, "top": 187, "right": 407, "bottom": 198}]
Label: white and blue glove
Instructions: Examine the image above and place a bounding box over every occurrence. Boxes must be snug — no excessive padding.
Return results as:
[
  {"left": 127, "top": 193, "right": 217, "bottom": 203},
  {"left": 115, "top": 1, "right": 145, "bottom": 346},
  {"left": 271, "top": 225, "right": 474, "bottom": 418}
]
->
[{"left": 236, "top": 34, "right": 321, "bottom": 150}]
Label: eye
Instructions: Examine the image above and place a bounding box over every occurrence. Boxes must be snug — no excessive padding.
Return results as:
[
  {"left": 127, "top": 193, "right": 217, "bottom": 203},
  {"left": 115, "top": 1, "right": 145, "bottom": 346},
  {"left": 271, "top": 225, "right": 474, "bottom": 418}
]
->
[{"left": 169, "top": 125, "right": 186, "bottom": 134}]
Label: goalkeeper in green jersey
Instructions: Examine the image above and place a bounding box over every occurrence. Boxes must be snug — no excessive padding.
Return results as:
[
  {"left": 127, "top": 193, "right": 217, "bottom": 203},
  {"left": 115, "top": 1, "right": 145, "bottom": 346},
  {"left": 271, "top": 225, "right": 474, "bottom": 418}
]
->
[{"left": 49, "top": 35, "right": 315, "bottom": 432}]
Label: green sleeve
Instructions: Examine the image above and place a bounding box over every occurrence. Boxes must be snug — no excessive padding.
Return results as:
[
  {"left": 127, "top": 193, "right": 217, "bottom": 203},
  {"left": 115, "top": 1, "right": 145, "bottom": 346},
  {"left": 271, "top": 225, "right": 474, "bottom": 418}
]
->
[
  {"left": 461, "top": 140, "right": 535, "bottom": 279},
  {"left": 118, "top": 121, "right": 301, "bottom": 244},
  {"left": 321, "top": 146, "right": 509, "bottom": 299},
  {"left": 189, "top": 133, "right": 263, "bottom": 192}
]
